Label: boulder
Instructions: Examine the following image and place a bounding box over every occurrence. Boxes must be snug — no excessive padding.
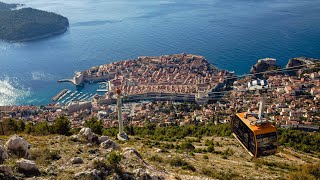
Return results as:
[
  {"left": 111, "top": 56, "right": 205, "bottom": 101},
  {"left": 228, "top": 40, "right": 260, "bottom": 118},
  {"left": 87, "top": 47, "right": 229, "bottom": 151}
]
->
[
  {"left": 154, "top": 148, "right": 163, "bottom": 153},
  {"left": 79, "top": 128, "right": 99, "bottom": 144},
  {"left": 98, "top": 136, "right": 109, "bottom": 143},
  {"left": 70, "top": 135, "right": 80, "bottom": 142},
  {"left": 133, "top": 168, "right": 144, "bottom": 177},
  {"left": 0, "top": 144, "right": 8, "bottom": 162},
  {"left": 5, "top": 135, "right": 30, "bottom": 158},
  {"left": 71, "top": 157, "right": 84, "bottom": 164},
  {"left": 122, "top": 148, "right": 143, "bottom": 160},
  {"left": 79, "top": 128, "right": 94, "bottom": 142},
  {"left": 88, "top": 149, "right": 99, "bottom": 154},
  {"left": 75, "top": 169, "right": 101, "bottom": 180},
  {"left": 0, "top": 165, "right": 13, "bottom": 176},
  {"left": 16, "top": 158, "right": 39, "bottom": 175},
  {"left": 100, "top": 139, "right": 118, "bottom": 150}
]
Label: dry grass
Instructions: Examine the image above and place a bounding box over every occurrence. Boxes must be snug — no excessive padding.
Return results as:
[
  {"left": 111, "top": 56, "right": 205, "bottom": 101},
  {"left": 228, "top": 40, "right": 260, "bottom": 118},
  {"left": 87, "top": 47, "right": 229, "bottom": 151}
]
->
[{"left": 0, "top": 134, "right": 318, "bottom": 180}]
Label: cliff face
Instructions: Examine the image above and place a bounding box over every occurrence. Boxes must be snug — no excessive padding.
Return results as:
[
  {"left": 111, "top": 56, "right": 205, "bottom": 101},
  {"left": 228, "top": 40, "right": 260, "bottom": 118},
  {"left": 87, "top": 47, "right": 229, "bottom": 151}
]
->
[
  {"left": 250, "top": 60, "right": 280, "bottom": 74},
  {"left": 286, "top": 57, "right": 319, "bottom": 68},
  {"left": 286, "top": 57, "right": 320, "bottom": 76}
]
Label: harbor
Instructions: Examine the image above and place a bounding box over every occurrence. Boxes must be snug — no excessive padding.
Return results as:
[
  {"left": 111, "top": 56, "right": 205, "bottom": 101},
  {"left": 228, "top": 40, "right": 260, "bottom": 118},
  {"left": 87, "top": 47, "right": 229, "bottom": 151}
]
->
[
  {"left": 52, "top": 89, "right": 98, "bottom": 105},
  {"left": 52, "top": 89, "right": 68, "bottom": 101}
]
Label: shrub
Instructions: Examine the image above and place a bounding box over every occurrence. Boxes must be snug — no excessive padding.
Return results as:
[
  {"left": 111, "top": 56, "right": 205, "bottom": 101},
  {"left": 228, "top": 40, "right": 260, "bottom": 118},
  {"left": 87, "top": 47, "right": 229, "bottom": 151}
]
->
[
  {"left": 207, "top": 145, "right": 215, "bottom": 153},
  {"left": 148, "top": 155, "right": 163, "bottom": 163},
  {"left": 168, "top": 157, "right": 195, "bottom": 171},
  {"left": 107, "top": 151, "right": 122, "bottom": 168},
  {"left": 52, "top": 116, "right": 71, "bottom": 135},
  {"left": 181, "top": 164, "right": 196, "bottom": 172},
  {"left": 34, "top": 122, "right": 51, "bottom": 135},
  {"left": 180, "top": 142, "right": 195, "bottom": 152},
  {"left": 84, "top": 117, "right": 103, "bottom": 135},
  {"left": 203, "top": 155, "right": 209, "bottom": 159},
  {"left": 222, "top": 148, "right": 234, "bottom": 156},
  {"left": 31, "top": 148, "right": 61, "bottom": 165},
  {"left": 287, "top": 163, "right": 320, "bottom": 180},
  {"left": 1, "top": 118, "right": 18, "bottom": 135}
]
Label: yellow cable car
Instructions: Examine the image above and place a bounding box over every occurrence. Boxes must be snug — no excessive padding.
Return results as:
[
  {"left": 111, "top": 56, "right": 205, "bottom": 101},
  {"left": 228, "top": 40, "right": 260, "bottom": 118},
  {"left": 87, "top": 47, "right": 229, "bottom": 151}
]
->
[{"left": 231, "top": 112, "right": 278, "bottom": 157}]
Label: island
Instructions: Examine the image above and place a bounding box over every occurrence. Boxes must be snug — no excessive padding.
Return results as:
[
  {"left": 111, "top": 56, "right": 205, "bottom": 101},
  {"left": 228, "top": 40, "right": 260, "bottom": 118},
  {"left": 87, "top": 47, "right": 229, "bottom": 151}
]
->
[{"left": 0, "top": 2, "right": 69, "bottom": 42}]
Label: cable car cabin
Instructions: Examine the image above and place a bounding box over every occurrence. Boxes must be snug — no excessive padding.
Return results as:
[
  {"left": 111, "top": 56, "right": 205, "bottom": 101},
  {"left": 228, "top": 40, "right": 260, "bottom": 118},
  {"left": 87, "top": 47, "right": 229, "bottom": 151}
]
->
[{"left": 231, "top": 112, "right": 277, "bottom": 157}]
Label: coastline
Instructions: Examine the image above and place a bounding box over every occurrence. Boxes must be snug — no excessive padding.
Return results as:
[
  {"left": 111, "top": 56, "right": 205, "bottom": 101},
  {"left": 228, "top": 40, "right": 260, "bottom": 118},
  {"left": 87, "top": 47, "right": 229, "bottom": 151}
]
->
[{"left": 5, "top": 27, "right": 69, "bottom": 43}]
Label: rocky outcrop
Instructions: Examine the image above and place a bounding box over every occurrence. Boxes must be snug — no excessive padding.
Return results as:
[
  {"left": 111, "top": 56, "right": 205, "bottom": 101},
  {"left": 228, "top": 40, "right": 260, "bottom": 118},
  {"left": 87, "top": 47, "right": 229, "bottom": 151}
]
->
[
  {"left": 71, "top": 157, "right": 84, "bottom": 164},
  {"left": 100, "top": 139, "right": 118, "bottom": 150},
  {"left": 0, "top": 143, "right": 8, "bottom": 162},
  {"left": 69, "top": 134, "right": 80, "bottom": 142},
  {"left": 250, "top": 59, "right": 280, "bottom": 74},
  {"left": 79, "top": 128, "right": 98, "bottom": 144},
  {"left": 122, "top": 148, "right": 143, "bottom": 160},
  {"left": 286, "top": 57, "right": 319, "bottom": 68},
  {"left": 0, "top": 165, "right": 13, "bottom": 176},
  {"left": 16, "top": 159, "right": 39, "bottom": 175},
  {"left": 99, "top": 136, "right": 109, "bottom": 143},
  {"left": 5, "top": 135, "right": 30, "bottom": 159},
  {"left": 286, "top": 57, "right": 319, "bottom": 76},
  {"left": 75, "top": 169, "right": 102, "bottom": 180}
]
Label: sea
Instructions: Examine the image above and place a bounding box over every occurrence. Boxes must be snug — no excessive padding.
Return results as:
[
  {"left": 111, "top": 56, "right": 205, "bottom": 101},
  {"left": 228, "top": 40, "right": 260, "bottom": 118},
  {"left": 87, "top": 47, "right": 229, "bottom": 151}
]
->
[{"left": 0, "top": 0, "right": 320, "bottom": 106}]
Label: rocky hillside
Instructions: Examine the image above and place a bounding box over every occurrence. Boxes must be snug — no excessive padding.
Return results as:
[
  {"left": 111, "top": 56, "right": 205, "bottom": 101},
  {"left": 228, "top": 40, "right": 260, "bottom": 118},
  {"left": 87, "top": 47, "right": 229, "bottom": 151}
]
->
[
  {"left": 286, "top": 57, "right": 320, "bottom": 68},
  {"left": 0, "top": 127, "right": 319, "bottom": 180},
  {"left": 250, "top": 60, "right": 281, "bottom": 75}
]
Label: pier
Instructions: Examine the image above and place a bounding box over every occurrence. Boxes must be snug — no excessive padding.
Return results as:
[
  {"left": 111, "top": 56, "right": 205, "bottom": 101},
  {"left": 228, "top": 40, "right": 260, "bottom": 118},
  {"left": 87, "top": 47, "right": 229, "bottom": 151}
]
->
[
  {"left": 58, "top": 72, "right": 84, "bottom": 86},
  {"left": 52, "top": 89, "right": 69, "bottom": 101}
]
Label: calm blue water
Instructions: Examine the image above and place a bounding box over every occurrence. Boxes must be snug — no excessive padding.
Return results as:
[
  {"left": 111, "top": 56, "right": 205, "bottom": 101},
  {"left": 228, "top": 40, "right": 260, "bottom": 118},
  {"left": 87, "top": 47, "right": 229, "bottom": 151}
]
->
[{"left": 0, "top": 0, "right": 320, "bottom": 106}]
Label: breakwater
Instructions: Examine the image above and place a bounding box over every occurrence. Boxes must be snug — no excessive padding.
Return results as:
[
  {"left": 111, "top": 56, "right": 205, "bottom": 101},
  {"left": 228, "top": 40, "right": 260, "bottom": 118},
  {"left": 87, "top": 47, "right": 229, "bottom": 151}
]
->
[{"left": 52, "top": 89, "right": 68, "bottom": 101}]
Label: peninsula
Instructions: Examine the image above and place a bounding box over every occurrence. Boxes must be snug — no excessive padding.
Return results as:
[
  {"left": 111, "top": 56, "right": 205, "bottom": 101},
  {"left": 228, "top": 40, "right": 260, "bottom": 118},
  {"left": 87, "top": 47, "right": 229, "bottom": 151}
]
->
[
  {"left": 0, "top": 2, "right": 69, "bottom": 42},
  {"left": 63, "top": 54, "right": 234, "bottom": 104}
]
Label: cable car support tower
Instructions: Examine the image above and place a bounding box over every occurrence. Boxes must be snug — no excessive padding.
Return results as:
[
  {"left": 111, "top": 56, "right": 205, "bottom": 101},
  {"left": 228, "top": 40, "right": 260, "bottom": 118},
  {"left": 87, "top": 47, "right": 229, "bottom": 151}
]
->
[{"left": 116, "top": 88, "right": 129, "bottom": 141}]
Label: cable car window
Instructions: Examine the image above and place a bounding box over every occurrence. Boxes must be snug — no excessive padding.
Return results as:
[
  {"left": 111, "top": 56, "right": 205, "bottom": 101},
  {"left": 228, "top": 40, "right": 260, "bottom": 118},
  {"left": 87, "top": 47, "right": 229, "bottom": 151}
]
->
[
  {"left": 232, "top": 116, "right": 255, "bottom": 154},
  {"left": 256, "top": 132, "right": 277, "bottom": 156}
]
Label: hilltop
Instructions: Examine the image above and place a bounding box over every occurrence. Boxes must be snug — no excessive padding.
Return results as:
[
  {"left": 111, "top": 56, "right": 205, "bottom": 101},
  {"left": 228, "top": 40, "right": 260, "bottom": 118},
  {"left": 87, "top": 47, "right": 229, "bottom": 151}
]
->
[
  {"left": 0, "top": 2, "right": 69, "bottom": 42},
  {"left": 0, "top": 127, "right": 319, "bottom": 180}
]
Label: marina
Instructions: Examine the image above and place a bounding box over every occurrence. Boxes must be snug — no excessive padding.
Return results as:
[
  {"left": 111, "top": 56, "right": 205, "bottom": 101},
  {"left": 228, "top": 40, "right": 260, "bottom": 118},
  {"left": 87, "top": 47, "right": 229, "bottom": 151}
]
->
[
  {"left": 52, "top": 89, "right": 68, "bottom": 101},
  {"left": 53, "top": 88, "right": 99, "bottom": 105}
]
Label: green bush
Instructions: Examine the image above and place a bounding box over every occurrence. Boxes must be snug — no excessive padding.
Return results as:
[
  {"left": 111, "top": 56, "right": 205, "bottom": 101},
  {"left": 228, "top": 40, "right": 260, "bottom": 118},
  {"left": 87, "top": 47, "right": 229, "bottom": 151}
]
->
[
  {"left": 34, "top": 122, "right": 51, "bottom": 135},
  {"left": 168, "top": 157, "right": 196, "bottom": 171},
  {"left": 149, "top": 155, "right": 163, "bottom": 163},
  {"left": 52, "top": 116, "right": 71, "bottom": 135},
  {"left": 31, "top": 148, "right": 61, "bottom": 165},
  {"left": 180, "top": 142, "right": 195, "bottom": 152},
  {"left": 107, "top": 151, "right": 123, "bottom": 168},
  {"left": 203, "top": 155, "right": 209, "bottom": 159},
  {"left": 84, "top": 117, "right": 103, "bottom": 135},
  {"left": 207, "top": 145, "right": 215, "bottom": 153},
  {"left": 278, "top": 129, "right": 320, "bottom": 153}
]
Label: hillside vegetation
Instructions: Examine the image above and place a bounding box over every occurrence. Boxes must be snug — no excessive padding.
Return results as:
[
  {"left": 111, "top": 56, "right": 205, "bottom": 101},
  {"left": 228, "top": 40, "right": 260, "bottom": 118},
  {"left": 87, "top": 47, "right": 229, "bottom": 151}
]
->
[{"left": 0, "top": 2, "right": 69, "bottom": 42}]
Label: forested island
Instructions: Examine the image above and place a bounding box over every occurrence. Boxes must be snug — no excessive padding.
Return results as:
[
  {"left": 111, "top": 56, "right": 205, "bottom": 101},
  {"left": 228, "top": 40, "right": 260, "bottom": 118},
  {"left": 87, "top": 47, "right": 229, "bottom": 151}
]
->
[{"left": 0, "top": 2, "right": 69, "bottom": 42}]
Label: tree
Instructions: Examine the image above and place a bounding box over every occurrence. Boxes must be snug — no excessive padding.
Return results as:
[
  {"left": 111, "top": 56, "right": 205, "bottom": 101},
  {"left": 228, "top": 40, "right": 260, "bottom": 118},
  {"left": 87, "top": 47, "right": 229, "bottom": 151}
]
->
[
  {"left": 84, "top": 117, "right": 103, "bottom": 135},
  {"left": 17, "top": 119, "right": 26, "bottom": 132},
  {"left": 53, "top": 116, "right": 71, "bottom": 135},
  {"left": 24, "top": 122, "right": 34, "bottom": 134},
  {"left": 1, "top": 118, "right": 18, "bottom": 135},
  {"left": 34, "top": 122, "right": 51, "bottom": 135}
]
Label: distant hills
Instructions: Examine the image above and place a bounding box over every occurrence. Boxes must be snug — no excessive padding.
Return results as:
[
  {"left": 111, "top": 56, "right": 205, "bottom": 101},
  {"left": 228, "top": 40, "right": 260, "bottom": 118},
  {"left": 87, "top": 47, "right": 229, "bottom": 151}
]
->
[{"left": 0, "top": 2, "right": 69, "bottom": 42}]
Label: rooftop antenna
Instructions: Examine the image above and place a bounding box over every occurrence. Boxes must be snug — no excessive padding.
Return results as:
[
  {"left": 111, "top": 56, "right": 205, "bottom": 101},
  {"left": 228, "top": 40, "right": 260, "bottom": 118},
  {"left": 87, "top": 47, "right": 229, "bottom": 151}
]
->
[{"left": 116, "top": 88, "right": 129, "bottom": 141}]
